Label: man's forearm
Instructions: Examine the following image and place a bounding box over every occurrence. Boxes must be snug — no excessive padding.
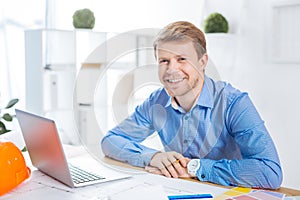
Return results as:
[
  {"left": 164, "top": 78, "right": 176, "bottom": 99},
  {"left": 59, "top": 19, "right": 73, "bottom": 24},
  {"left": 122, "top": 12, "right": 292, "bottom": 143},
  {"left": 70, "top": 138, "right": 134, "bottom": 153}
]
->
[
  {"left": 198, "top": 158, "right": 282, "bottom": 189},
  {"left": 101, "top": 135, "right": 158, "bottom": 167}
]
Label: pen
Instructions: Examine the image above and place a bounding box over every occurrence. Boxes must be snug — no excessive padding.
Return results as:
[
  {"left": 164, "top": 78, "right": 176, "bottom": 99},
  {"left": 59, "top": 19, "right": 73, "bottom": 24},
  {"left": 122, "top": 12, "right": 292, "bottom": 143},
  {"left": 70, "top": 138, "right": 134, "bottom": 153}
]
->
[{"left": 168, "top": 194, "right": 213, "bottom": 200}]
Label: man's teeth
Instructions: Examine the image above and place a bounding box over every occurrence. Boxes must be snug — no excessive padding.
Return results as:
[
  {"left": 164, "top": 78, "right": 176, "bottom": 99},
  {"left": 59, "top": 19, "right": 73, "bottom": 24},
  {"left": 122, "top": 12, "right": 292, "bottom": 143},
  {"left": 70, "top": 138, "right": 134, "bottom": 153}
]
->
[{"left": 167, "top": 78, "right": 184, "bottom": 83}]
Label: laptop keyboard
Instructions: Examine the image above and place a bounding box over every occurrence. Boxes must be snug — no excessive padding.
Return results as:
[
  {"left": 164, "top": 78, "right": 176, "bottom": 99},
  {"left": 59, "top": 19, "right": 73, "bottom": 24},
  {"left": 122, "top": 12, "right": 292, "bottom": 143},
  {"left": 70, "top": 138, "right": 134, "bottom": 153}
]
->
[{"left": 69, "top": 164, "right": 105, "bottom": 184}]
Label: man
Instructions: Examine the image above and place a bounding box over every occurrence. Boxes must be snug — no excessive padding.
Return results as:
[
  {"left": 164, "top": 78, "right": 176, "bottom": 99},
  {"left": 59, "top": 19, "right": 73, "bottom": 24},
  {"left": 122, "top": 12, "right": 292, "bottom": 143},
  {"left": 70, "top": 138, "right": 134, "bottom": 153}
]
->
[{"left": 101, "top": 21, "right": 282, "bottom": 189}]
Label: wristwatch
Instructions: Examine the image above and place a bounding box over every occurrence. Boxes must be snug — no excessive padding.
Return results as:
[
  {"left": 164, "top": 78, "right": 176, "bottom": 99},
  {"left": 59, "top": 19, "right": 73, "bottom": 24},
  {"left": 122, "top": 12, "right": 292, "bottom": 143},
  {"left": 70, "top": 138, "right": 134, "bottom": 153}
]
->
[{"left": 187, "top": 159, "right": 201, "bottom": 177}]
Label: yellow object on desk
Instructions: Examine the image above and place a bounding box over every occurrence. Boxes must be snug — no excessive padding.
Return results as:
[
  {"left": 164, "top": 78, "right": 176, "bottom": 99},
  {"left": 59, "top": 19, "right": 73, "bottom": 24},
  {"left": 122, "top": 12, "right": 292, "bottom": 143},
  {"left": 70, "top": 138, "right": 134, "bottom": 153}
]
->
[{"left": 213, "top": 186, "right": 286, "bottom": 200}]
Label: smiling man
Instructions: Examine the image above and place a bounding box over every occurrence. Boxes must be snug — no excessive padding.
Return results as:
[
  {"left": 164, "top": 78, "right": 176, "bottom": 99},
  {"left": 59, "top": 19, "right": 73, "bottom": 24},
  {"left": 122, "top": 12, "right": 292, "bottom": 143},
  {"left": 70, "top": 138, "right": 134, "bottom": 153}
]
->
[{"left": 101, "top": 21, "right": 283, "bottom": 189}]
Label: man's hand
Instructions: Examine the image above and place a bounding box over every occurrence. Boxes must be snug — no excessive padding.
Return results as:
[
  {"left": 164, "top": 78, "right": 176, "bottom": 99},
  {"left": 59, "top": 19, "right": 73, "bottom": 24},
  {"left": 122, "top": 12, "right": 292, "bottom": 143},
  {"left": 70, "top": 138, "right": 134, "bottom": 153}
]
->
[
  {"left": 145, "top": 164, "right": 192, "bottom": 178},
  {"left": 146, "top": 151, "right": 190, "bottom": 178}
]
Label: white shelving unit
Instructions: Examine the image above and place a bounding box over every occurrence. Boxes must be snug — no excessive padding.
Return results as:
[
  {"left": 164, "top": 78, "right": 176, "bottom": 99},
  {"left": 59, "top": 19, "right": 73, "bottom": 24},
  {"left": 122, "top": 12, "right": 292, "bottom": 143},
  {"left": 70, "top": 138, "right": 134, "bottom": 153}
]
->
[
  {"left": 76, "top": 31, "right": 159, "bottom": 150},
  {"left": 25, "top": 29, "right": 159, "bottom": 147},
  {"left": 24, "top": 29, "right": 107, "bottom": 144}
]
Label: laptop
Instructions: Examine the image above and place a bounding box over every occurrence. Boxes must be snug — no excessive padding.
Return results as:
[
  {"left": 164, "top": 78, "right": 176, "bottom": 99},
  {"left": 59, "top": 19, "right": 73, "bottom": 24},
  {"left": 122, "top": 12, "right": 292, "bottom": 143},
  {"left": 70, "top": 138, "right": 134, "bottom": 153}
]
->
[{"left": 15, "top": 109, "right": 131, "bottom": 188}]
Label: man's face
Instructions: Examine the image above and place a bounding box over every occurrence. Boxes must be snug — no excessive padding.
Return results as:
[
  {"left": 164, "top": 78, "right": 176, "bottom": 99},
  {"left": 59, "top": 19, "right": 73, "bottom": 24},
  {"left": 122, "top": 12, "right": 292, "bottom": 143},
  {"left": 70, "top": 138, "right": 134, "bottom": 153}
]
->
[{"left": 157, "top": 40, "right": 205, "bottom": 98}]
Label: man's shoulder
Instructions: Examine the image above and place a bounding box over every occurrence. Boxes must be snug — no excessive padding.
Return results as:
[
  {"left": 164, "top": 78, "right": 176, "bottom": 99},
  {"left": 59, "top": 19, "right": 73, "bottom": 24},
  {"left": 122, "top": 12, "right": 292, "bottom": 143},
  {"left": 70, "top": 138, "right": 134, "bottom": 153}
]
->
[
  {"left": 148, "top": 87, "right": 169, "bottom": 104},
  {"left": 206, "top": 77, "right": 247, "bottom": 104}
]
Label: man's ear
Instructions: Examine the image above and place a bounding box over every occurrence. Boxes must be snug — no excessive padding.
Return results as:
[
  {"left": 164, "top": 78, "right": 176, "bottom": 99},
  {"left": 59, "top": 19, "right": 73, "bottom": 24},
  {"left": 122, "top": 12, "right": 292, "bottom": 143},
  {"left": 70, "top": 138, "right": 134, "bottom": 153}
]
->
[{"left": 199, "top": 53, "right": 208, "bottom": 71}]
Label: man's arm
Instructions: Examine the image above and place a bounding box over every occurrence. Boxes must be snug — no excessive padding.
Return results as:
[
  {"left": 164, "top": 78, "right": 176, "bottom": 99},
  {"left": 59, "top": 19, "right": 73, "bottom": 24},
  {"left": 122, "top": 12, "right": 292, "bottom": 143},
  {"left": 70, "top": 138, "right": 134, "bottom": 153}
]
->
[
  {"left": 101, "top": 94, "right": 161, "bottom": 167},
  {"left": 197, "top": 94, "right": 282, "bottom": 189},
  {"left": 101, "top": 114, "right": 160, "bottom": 167}
]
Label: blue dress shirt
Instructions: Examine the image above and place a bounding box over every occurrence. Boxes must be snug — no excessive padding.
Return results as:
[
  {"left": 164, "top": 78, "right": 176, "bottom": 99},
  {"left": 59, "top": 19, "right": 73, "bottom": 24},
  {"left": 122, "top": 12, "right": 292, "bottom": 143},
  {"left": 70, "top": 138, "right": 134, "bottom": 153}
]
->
[{"left": 101, "top": 76, "right": 282, "bottom": 189}]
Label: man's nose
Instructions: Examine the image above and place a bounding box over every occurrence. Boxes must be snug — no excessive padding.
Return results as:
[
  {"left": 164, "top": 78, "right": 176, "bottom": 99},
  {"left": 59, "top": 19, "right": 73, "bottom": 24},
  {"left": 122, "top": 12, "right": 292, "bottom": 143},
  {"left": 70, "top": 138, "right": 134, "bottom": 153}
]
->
[{"left": 167, "top": 59, "right": 180, "bottom": 73}]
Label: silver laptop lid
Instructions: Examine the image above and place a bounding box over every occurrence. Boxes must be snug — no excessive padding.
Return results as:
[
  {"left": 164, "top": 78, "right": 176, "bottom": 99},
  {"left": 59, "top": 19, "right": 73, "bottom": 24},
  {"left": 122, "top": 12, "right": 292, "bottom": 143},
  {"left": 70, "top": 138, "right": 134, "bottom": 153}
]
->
[{"left": 15, "top": 109, "right": 74, "bottom": 187}]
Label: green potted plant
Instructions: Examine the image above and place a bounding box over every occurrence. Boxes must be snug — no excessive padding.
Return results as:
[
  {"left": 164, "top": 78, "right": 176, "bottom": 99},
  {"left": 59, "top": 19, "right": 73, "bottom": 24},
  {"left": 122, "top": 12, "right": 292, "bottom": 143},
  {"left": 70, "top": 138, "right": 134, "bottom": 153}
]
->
[
  {"left": 203, "top": 12, "right": 235, "bottom": 71},
  {"left": 0, "top": 98, "right": 19, "bottom": 135},
  {"left": 0, "top": 98, "right": 26, "bottom": 151},
  {"left": 72, "top": 8, "right": 95, "bottom": 29},
  {"left": 203, "top": 12, "right": 229, "bottom": 33}
]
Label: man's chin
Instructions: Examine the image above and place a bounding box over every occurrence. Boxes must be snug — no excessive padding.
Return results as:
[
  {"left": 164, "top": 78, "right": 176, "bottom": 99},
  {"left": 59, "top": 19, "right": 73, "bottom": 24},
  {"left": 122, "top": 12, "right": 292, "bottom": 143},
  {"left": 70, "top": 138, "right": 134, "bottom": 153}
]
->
[
  {"left": 165, "top": 88, "right": 177, "bottom": 97},
  {"left": 165, "top": 88, "right": 186, "bottom": 97}
]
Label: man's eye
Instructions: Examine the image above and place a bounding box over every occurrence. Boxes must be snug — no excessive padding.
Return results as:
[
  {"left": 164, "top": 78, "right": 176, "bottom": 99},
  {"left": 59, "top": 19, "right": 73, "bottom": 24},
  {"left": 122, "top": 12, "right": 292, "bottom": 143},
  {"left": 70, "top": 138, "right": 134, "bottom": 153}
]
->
[
  {"left": 159, "top": 59, "right": 169, "bottom": 64},
  {"left": 178, "top": 57, "right": 186, "bottom": 61}
]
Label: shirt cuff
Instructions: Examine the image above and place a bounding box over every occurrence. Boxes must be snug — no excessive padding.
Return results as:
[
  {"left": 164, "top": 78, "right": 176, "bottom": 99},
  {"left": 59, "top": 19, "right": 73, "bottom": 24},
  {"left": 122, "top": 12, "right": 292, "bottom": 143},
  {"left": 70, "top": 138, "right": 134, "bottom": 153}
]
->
[{"left": 197, "top": 158, "right": 215, "bottom": 182}]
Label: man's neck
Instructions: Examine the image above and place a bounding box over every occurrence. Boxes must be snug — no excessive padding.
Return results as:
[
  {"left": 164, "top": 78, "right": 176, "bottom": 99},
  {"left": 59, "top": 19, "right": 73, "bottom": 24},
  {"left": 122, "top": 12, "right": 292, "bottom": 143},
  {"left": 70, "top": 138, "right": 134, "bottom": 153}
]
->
[{"left": 175, "top": 83, "right": 203, "bottom": 112}]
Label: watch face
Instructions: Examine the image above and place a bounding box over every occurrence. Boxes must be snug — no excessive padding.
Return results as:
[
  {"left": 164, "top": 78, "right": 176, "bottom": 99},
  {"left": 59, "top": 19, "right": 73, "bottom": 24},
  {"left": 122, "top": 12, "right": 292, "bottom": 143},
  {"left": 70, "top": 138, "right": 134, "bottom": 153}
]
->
[
  {"left": 187, "top": 159, "right": 200, "bottom": 177},
  {"left": 191, "top": 160, "right": 198, "bottom": 167}
]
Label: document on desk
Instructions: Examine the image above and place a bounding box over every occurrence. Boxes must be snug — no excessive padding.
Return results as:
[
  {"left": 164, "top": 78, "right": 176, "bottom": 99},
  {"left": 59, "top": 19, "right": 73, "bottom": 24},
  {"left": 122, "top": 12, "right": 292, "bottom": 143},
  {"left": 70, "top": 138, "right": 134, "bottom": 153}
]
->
[
  {"left": 94, "top": 173, "right": 226, "bottom": 199},
  {"left": 7, "top": 168, "right": 227, "bottom": 199},
  {"left": 136, "top": 173, "right": 226, "bottom": 196},
  {"left": 110, "top": 185, "right": 168, "bottom": 200}
]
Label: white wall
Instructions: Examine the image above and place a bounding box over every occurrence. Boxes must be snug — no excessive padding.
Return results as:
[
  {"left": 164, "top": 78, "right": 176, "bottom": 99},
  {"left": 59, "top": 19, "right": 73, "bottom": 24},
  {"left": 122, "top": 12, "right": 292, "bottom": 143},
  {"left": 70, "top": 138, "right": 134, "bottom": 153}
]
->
[
  {"left": 205, "top": 0, "right": 300, "bottom": 189},
  {"left": 48, "top": 0, "right": 205, "bottom": 32}
]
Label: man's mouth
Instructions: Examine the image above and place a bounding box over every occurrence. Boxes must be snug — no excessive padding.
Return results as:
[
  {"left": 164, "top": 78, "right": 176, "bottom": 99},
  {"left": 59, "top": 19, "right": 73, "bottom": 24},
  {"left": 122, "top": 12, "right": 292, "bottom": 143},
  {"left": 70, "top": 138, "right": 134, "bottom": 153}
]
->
[{"left": 166, "top": 78, "right": 185, "bottom": 83}]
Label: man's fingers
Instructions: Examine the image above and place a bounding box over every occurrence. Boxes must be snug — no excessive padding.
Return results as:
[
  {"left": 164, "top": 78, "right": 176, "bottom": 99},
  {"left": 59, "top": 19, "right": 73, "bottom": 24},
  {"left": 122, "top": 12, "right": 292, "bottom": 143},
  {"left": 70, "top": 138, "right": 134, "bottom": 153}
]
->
[
  {"left": 145, "top": 165, "right": 173, "bottom": 178},
  {"left": 163, "top": 159, "right": 181, "bottom": 178},
  {"left": 145, "top": 166, "right": 162, "bottom": 174},
  {"left": 174, "top": 154, "right": 188, "bottom": 167},
  {"left": 145, "top": 165, "right": 155, "bottom": 171},
  {"left": 172, "top": 160, "right": 184, "bottom": 175},
  {"left": 159, "top": 158, "right": 176, "bottom": 178},
  {"left": 160, "top": 167, "right": 172, "bottom": 178},
  {"left": 166, "top": 163, "right": 179, "bottom": 178}
]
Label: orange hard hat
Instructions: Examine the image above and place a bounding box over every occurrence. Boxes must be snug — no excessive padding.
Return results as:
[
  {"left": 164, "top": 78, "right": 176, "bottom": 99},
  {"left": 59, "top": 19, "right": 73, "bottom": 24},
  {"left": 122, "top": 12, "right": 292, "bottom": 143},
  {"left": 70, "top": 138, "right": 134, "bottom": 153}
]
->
[{"left": 0, "top": 141, "right": 31, "bottom": 196}]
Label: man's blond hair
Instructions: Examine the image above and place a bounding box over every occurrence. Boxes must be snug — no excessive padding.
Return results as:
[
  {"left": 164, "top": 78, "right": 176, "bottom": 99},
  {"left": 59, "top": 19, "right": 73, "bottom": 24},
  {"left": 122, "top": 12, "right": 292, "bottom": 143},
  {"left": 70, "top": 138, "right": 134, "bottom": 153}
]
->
[{"left": 153, "top": 21, "right": 207, "bottom": 59}]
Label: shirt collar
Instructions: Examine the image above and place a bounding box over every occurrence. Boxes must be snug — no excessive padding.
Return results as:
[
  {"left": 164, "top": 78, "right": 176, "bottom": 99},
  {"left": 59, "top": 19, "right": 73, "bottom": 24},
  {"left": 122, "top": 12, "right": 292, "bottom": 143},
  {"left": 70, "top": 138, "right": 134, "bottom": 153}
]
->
[
  {"left": 164, "top": 94, "right": 173, "bottom": 108},
  {"left": 196, "top": 76, "right": 214, "bottom": 109},
  {"left": 164, "top": 92, "right": 182, "bottom": 111}
]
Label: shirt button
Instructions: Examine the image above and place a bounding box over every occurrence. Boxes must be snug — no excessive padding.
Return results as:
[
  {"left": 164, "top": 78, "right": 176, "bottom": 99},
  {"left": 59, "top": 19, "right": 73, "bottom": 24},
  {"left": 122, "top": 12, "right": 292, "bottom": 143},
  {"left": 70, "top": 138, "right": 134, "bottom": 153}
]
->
[
  {"left": 183, "top": 140, "right": 188, "bottom": 144},
  {"left": 201, "top": 174, "right": 205, "bottom": 179},
  {"left": 184, "top": 116, "right": 189, "bottom": 120}
]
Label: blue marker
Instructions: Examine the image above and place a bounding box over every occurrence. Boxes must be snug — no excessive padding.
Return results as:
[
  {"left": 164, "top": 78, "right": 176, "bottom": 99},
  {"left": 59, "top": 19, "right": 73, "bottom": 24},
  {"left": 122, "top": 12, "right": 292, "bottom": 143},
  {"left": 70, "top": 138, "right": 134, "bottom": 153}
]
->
[{"left": 168, "top": 193, "right": 213, "bottom": 200}]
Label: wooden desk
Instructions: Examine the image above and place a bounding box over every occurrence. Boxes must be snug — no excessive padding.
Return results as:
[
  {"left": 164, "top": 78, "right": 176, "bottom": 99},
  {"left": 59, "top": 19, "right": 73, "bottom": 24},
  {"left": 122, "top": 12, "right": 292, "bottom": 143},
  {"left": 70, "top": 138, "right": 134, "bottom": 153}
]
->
[
  {"left": 102, "top": 156, "right": 300, "bottom": 197},
  {"left": 5, "top": 145, "right": 297, "bottom": 199},
  {"left": 274, "top": 187, "right": 300, "bottom": 197}
]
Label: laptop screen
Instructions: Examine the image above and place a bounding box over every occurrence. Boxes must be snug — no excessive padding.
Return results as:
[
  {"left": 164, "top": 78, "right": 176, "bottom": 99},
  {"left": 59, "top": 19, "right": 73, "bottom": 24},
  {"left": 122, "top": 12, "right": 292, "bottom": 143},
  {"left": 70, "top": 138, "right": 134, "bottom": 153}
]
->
[{"left": 15, "top": 109, "right": 73, "bottom": 186}]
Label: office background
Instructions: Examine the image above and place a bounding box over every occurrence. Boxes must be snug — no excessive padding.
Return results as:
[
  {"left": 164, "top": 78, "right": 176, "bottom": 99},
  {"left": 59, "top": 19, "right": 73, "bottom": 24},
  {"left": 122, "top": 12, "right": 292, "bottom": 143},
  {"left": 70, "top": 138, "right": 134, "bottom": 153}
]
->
[{"left": 0, "top": 0, "right": 299, "bottom": 189}]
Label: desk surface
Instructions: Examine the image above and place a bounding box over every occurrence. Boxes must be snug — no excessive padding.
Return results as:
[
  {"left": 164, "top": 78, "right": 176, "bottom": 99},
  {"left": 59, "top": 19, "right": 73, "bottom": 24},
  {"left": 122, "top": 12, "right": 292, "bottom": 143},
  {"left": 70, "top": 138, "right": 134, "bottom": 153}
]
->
[
  {"left": 102, "top": 155, "right": 300, "bottom": 197},
  {"left": 2, "top": 145, "right": 300, "bottom": 200}
]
